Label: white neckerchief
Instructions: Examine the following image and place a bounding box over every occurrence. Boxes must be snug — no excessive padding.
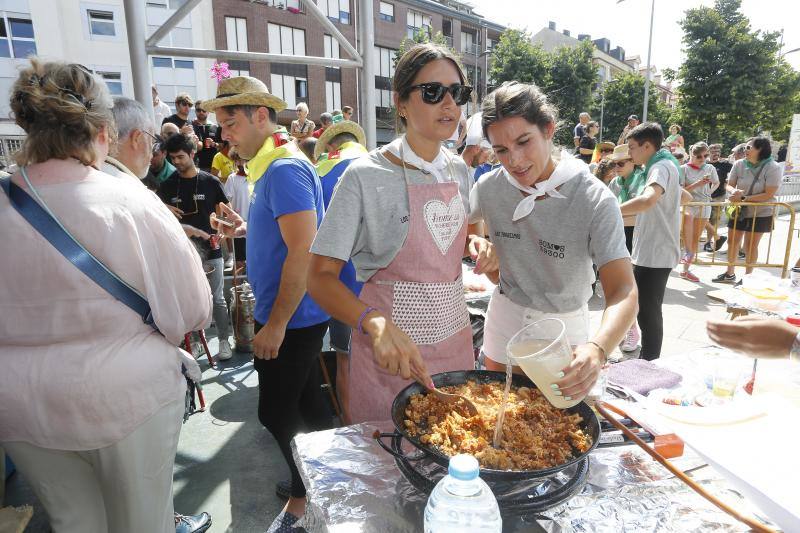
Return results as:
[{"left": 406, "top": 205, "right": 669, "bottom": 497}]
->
[
  {"left": 505, "top": 150, "right": 585, "bottom": 221},
  {"left": 385, "top": 135, "right": 452, "bottom": 183}
]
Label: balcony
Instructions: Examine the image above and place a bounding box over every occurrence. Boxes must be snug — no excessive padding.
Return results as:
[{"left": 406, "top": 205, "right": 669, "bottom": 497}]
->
[{"left": 461, "top": 42, "right": 479, "bottom": 55}]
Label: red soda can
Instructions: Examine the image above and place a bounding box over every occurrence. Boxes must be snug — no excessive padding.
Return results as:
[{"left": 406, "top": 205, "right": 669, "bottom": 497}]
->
[{"left": 209, "top": 234, "right": 220, "bottom": 250}]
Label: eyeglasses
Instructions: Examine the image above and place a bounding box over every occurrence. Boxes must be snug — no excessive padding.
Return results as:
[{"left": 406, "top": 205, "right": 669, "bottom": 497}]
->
[
  {"left": 614, "top": 160, "right": 631, "bottom": 167},
  {"left": 407, "top": 82, "right": 473, "bottom": 105},
  {"left": 142, "top": 130, "right": 160, "bottom": 152},
  {"left": 600, "top": 149, "right": 613, "bottom": 153}
]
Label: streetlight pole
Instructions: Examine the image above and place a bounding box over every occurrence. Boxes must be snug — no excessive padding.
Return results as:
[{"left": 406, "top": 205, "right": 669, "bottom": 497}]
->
[{"left": 642, "top": 0, "right": 655, "bottom": 122}]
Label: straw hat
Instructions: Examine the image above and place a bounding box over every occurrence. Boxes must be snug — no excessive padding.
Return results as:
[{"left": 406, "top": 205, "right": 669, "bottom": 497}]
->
[
  {"left": 609, "top": 144, "right": 632, "bottom": 162},
  {"left": 598, "top": 141, "right": 615, "bottom": 153},
  {"left": 201, "top": 76, "right": 287, "bottom": 113},
  {"left": 314, "top": 119, "right": 366, "bottom": 160}
]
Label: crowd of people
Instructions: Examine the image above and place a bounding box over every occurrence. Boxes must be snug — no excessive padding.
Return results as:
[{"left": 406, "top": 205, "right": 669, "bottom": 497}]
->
[{"left": 1, "top": 49, "right": 798, "bottom": 533}]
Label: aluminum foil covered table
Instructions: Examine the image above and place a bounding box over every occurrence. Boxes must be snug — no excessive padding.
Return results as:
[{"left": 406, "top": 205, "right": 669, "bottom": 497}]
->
[{"left": 293, "top": 423, "right": 777, "bottom": 532}]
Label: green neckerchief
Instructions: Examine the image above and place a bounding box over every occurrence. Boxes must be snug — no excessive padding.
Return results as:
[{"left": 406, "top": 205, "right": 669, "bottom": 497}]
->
[
  {"left": 645, "top": 148, "right": 681, "bottom": 181},
  {"left": 616, "top": 166, "right": 646, "bottom": 203},
  {"left": 745, "top": 156, "right": 773, "bottom": 170}
]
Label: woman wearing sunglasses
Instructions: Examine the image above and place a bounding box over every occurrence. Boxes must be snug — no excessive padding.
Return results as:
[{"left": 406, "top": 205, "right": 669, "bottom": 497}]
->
[
  {"left": 712, "top": 136, "right": 781, "bottom": 284},
  {"left": 308, "top": 43, "right": 497, "bottom": 423},
  {"left": 469, "top": 82, "right": 638, "bottom": 403}
]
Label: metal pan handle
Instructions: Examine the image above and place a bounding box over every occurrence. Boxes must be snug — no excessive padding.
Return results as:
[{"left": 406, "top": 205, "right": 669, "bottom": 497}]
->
[{"left": 373, "top": 431, "right": 428, "bottom": 462}]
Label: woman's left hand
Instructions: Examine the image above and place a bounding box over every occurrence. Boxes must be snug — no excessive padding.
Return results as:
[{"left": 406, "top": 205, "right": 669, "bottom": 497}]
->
[
  {"left": 553, "top": 343, "right": 605, "bottom": 401},
  {"left": 469, "top": 236, "right": 498, "bottom": 275}
]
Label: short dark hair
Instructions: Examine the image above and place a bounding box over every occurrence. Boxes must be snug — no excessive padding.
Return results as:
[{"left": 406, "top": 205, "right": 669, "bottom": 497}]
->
[
  {"left": 320, "top": 112, "right": 333, "bottom": 125},
  {"left": 342, "top": 105, "right": 353, "bottom": 114},
  {"left": 219, "top": 104, "right": 277, "bottom": 124},
  {"left": 164, "top": 132, "right": 196, "bottom": 156},
  {"left": 749, "top": 136, "right": 772, "bottom": 161},
  {"left": 626, "top": 122, "right": 664, "bottom": 150},
  {"left": 298, "top": 137, "right": 316, "bottom": 161}
]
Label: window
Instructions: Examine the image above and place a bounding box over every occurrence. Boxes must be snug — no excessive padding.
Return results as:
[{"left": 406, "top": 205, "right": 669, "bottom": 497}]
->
[
  {"left": 325, "top": 81, "right": 341, "bottom": 112},
  {"left": 97, "top": 71, "right": 123, "bottom": 95},
  {"left": 461, "top": 30, "right": 477, "bottom": 54},
  {"left": 261, "top": 0, "right": 301, "bottom": 9},
  {"left": 270, "top": 74, "right": 307, "bottom": 109},
  {"left": 88, "top": 10, "right": 115, "bottom": 36},
  {"left": 323, "top": 34, "right": 340, "bottom": 67},
  {"left": 374, "top": 46, "right": 396, "bottom": 110},
  {"left": 486, "top": 37, "right": 493, "bottom": 50},
  {"left": 268, "top": 23, "right": 305, "bottom": 56},
  {"left": 318, "top": 0, "right": 349, "bottom": 24},
  {"left": 152, "top": 56, "right": 173, "bottom": 68},
  {"left": 0, "top": 16, "right": 36, "bottom": 58},
  {"left": 406, "top": 9, "right": 430, "bottom": 38},
  {"left": 174, "top": 59, "right": 194, "bottom": 69},
  {"left": 225, "top": 17, "right": 247, "bottom": 52},
  {"left": 379, "top": 2, "right": 394, "bottom": 22},
  {"left": 228, "top": 60, "right": 250, "bottom": 77}
]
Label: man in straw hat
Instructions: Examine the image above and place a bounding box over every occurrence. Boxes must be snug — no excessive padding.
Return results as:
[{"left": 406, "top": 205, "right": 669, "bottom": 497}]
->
[
  {"left": 204, "top": 76, "right": 331, "bottom": 532},
  {"left": 313, "top": 114, "right": 368, "bottom": 424}
]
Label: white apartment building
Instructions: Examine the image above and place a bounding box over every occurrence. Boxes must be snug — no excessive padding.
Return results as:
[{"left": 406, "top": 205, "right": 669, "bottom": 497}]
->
[{"left": 0, "top": 0, "right": 217, "bottom": 164}]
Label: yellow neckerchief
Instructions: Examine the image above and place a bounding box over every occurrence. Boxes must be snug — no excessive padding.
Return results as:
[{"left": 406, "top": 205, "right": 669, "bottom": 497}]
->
[
  {"left": 245, "top": 132, "right": 310, "bottom": 193},
  {"left": 315, "top": 141, "right": 368, "bottom": 177}
]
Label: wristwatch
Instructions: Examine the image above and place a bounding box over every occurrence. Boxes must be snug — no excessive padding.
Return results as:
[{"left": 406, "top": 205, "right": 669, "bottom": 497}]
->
[{"left": 791, "top": 332, "right": 800, "bottom": 363}]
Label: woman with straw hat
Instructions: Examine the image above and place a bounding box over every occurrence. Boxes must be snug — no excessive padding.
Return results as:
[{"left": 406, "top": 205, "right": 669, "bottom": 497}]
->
[
  {"left": 607, "top": 143, "right": 644, "bottom": 352},
  {"left": 307, "top": 43, "right": 498, "bottom": 424}
]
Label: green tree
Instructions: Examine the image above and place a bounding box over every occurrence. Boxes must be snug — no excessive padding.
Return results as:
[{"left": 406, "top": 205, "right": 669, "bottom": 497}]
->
[
  {"left": 490, "top": 30, "right": 596, "bottom": 146},
  {"left": 676, "top": 0, "right": 798, "bottom": 143},
  {"left": 590, "top": 72, "right": 673, "bottom": 144}
]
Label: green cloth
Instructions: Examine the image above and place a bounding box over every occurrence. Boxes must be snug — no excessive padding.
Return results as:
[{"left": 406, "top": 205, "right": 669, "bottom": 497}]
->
[
  {"left": 154, "top": 160, "right": 175, "bottom": 183},
  {"left": 615, "top": 167, "right": 646, "bottom": 203},
  {"left": 744, "top": 155, "right": 773, "bottom": 170}
]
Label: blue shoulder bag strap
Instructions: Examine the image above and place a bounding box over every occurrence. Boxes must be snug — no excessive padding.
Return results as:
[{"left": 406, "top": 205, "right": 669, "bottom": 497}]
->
[{"left": 0, "top": 174, "right": 158, "bottom": 332}]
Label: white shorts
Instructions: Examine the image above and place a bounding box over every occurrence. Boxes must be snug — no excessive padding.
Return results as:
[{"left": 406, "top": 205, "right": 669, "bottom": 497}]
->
[
  {"left": 684, "top": 205, "right": 711, "bottom": 219},
  {"left": 482, "top": 287, "right": 590, "bottom": 365}
]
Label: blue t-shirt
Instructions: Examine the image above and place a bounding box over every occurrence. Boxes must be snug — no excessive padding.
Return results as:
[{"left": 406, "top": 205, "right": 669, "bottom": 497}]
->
[
  {"left": 473, "top": 163, "right": 501, "bottom": 182},
  {"left": 320, "top": 159, "right": 363, "bottom": 297},
  {"left": 247, "top": 157, "right": 329, "bottom": 328}
]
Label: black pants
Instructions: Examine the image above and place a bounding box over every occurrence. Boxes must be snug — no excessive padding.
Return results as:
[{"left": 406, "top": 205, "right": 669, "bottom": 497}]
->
[
  {"left": 254, "top": 321, "right": 331, "bottom": 498},
  {"left": 633, "top": 266, "right": 672, "bottom": 360},
  {"left": 624, "top": 226, "right": 635, "bottom": 254}
]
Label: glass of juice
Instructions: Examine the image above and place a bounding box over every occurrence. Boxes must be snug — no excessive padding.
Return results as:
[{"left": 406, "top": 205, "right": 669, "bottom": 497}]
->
[{"left": 506, "top": 318, "right": 580, "bottom": 408}]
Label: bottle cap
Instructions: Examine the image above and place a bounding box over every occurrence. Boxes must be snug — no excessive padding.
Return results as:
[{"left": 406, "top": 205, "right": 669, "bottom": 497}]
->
[
  {"left": 448, "top": 454, "right": 479, "bottom": 481},
  {"left": 787, "top": 315, "right": 800, "bottom": 326}
]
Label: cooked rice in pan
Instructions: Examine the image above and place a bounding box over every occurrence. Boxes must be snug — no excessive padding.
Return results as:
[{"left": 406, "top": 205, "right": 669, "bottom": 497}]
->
[{"left": 403, "top": 381, "right": 592, "bottom": 471}]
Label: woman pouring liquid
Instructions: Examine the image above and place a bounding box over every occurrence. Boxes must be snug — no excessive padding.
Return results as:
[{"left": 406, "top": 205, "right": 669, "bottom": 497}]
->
[
  {"left": 308, "top": 43, "right": 497, "bottom": 423},
  {"left": 470, "top": 82, "right": 638, "bottom": 403}
]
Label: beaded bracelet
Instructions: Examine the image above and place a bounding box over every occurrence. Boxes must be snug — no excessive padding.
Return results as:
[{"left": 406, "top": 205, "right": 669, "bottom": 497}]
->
[{"left": 358, "top": 306, "right": 377, "bottom": 335}]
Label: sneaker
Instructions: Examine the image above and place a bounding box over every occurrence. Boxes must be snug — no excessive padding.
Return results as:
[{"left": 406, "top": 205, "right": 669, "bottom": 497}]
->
[
  {"left": 738, "top": 250, "right": 746, "bottom": 259},
  {"left": 620, "top": 324, "right": 640, "bottom": 352},
  {"left": 714, "top": 236, "right": 727, "bottom": 251},
  {"left": 217, "top": 339, "right": 233, "bottom": 361},
  {"left": 712, "top": 272, "right": 737, "bottom": 284},
  {"left": 224, "top": 257, "right": 234, "bottom": 271},
  {"left": 275, "top": 479, "right": 291, "bottom": 500},
  {"left": 703, "top": 242, "right": 713, "bottom": 253},
  {"left": 680, "top": 270, "right": 700, "bottom": 282},
  {"left": 175, "top": 512, "right": 212, "bottom": 533}
]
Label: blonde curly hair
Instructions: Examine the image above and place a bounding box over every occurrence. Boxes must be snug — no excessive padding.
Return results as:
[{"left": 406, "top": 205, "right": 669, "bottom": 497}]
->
[{"left": 10, "top": 58, "right": 116, "bottom": 166}]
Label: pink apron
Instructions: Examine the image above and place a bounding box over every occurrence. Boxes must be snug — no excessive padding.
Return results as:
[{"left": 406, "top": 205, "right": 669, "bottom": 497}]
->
[{"left": 347, "top": 154, "right": 474, "bottom": 423}]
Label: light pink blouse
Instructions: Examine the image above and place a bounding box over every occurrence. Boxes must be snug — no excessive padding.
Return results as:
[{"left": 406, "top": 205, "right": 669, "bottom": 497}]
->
[{"left": 0, "top": 159, "right": 212, "bottom": 451}]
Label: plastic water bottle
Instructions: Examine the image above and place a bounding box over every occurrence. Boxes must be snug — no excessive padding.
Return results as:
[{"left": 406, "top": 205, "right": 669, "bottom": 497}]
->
[{"left": 423, "top": 454, "right": 502, "bottom": 532}]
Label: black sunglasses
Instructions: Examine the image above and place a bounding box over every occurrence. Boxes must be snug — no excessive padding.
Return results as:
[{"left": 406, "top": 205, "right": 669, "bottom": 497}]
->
[{"left": 407, "top": 82, "right": 473, "bottom": 105}]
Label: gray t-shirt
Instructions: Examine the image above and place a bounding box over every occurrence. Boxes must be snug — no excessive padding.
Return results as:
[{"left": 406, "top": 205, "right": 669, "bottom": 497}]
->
[
  {"left": 728, "top": 159, "right": 782, "bottom": 218},
  {"left": 680, "top": 163, "right": 719, "bottom": 203},
  {"left": 469, "top": 165, "right": 628, "bottom": 313},
  {"left": 631, "top": 159, "right": 681, "bottom": 269},
  {"left": 310, "top": 148, "right": 473, "bottom": 282}
]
